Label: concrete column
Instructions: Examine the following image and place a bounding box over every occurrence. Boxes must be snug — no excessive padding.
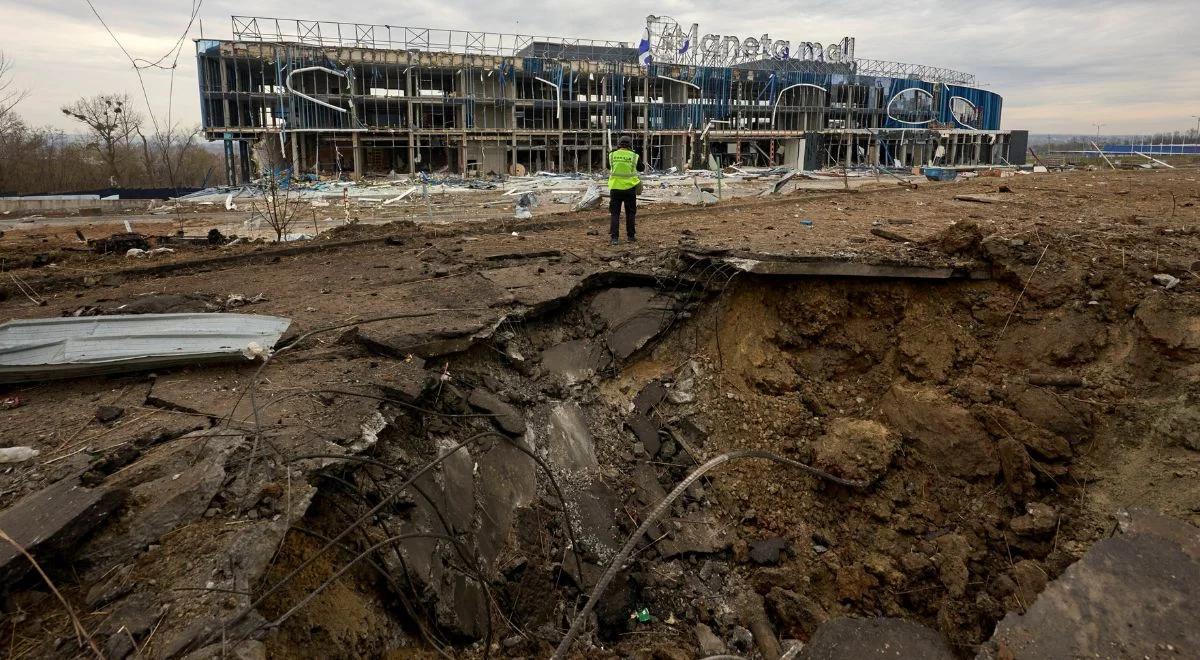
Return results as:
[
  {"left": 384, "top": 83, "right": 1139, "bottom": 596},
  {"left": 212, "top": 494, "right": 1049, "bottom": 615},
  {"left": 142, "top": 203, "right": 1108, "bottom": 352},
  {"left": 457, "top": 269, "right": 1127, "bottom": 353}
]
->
[
  {"left": 219, "top": 57, "right": 231, "bottom": 129},
  {"left": 352, "top": 133, "right": 365, "bottom": 179},
  {"left": 406, "top": 63, "right": 416, "bottom": 175},
  {"left": 641, "top": 72, "right": 650, "bottom": 160},
  {"left": 238, "top": 140, "right": 251, "bottom": 184},
  {"left": 223, "top": 135, "right": 236, "bottom": 185},
  {"left": 289, "top": 132, "right": 299, "bottom": 176}
]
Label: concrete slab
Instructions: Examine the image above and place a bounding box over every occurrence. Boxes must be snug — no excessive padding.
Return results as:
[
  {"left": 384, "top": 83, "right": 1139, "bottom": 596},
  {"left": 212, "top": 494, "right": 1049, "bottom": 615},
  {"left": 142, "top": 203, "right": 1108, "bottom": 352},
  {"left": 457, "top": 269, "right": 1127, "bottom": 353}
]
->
[
  {"left": 981, "top": 509, "right": 1200, "bottom": 659},
  {"left": 0, "top": 477, "right": 127, "bottom": 585}
]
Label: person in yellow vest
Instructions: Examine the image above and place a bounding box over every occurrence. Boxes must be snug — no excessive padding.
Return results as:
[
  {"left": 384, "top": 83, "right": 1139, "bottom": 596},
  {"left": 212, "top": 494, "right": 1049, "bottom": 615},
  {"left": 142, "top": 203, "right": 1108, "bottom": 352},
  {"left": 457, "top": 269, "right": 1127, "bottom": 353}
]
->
[{"left": 608, "top": 136, "right": 644, "bottom": 245}]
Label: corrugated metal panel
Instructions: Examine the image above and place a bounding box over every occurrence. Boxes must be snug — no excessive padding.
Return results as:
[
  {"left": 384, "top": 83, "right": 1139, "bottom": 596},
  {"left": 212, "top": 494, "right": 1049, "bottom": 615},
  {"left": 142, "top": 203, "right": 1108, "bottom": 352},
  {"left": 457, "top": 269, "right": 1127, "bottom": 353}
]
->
[{"left": 0, "top": 314, "right": 292, "bottom": 383}]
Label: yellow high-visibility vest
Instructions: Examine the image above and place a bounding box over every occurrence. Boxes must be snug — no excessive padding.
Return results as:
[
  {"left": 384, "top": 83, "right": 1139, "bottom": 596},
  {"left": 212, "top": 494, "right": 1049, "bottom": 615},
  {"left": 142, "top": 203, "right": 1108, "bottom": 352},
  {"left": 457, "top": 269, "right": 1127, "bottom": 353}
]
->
[{"left": 608, "top": 148, "right": 640, "bottom": 190}]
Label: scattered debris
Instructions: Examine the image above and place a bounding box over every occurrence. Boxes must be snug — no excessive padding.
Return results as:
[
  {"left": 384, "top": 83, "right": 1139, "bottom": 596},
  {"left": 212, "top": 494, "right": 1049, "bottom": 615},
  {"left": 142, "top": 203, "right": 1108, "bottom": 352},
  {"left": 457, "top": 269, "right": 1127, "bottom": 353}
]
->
[
  {"left": 94, "top": 405, "right": 124, "bottom": 424},
  {"left": 0, "top": 446, "right": 39, "bottom": 463},
  {"left": 870, "top": 227, "right": 915, "bottom": 243},
  {"left": 1152, "top": 273, "right": 1181, "bottom": 289},
  {"left": 954, "top": 194, "right": 1002, "bottom": 204},
  {"left": 0, "top": 477, "right": 127, "bottom": 586}
]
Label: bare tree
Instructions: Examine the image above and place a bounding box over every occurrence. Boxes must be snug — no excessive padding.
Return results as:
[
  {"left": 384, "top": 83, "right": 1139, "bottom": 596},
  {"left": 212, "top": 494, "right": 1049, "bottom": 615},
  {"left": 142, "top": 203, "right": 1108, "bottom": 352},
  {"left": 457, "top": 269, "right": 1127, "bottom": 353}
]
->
[
  {"left": 61, "top": 93, "right": 142, "bottom": 186},
  {"left": 251, "top": 175, "right": 299, "bottom": 242},
  {"left": 147, "top": 124, "right": 203, "bottom": 189},
  {"left": 0, "top": 51, "right": 29, "bottom": 133}
]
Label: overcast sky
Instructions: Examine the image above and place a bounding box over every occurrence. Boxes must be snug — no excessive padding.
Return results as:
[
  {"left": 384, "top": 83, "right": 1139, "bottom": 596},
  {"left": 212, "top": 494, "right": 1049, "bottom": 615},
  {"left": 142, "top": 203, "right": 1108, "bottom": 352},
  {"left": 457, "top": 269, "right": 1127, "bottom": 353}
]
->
[{"left": 3, "top": 0, "right": 1198, "bottom": 135}]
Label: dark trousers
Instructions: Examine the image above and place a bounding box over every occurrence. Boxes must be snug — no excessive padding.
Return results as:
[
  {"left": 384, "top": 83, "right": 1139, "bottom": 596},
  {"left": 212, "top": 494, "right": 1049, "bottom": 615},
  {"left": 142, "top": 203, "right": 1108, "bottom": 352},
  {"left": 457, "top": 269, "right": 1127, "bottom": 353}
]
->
[{"left": 609, "top": 187, "right": 637, "bottom": 239}]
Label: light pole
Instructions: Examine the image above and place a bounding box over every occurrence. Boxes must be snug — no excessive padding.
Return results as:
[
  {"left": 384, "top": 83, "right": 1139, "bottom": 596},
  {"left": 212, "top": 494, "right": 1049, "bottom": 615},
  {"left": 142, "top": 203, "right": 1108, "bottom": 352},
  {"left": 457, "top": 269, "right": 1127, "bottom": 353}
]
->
[{"left": 1093, "top": 122, "right": 1105, "bottom": 138}]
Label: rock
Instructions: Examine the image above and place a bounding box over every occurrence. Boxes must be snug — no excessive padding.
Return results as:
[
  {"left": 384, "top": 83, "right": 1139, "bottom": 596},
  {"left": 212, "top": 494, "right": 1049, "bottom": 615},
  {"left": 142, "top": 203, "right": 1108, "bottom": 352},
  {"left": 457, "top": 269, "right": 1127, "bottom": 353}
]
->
[
  {"left": 935, "top": 533, "right": 971, "bottom": 597},
  {"left": 539, "top": 339, "right": 609, "bottom": 384},
  {"left": 626, "top": 413, "right": 662, "bottom": 457},
  {"left": 1009, "top": 503, "right": 1057, "bottom": 537},
  {"left": 95, "top": 405, "right": 125, "bottom": 423},
  {"left": 85, "top": 564, "right": 134, "bottom": 608},
  {"left": 1135, "top": 295, "right": 1200, "bottom": 354},
  {"left": 812, "top": 418, "right": 897, "bottom": 483},
  {"left": 730, "top": 625, "right": 755, "bottom": 651},
  {"left": 880, "top": 382, "right": 999, "bottom": 479},
  {"left": 974, "top": 404, "right": 1072, "bottom": 461},
  {"left": 0, "top": 447, "right": 39, "bottom": 463},
  {"left": 695, "top": 623, "right": 726, "bottom": 656},
  {"left": 467, "top": 389, "right": 526, "bottom": 436},
  {"left": 749, "top": 537, "right": 789, "bottom": 565},
  {"left": 85, "top": 429, "right": 243, "bottom": 565},
  {"left": 0, "top": 477, "right": 127, "bottom": 586},
  {"left": 995, "top": 437, "right": 1036, "bottom": 497},
  {"left": 1151, "top": 396, "right": 1200, "bottom": 451},
  {"left": 766, "top": 587, "right": 828, "bottom": 637},
  {"left": 666, "top": 389, "right": 694, "bottom": 404},
  {"left": 1007, "top": 559, "right": 1048, "bottom": 610},
  {"left": 982, "top": 510, "right": 1200, "bottom": 660},
  {"left": 633, "top": 381, "right": 668, "bottom": 414},
  {"left": 588, "top": 287, "right": 674, "bottom": 361},
  {"left": 1152, "top": 273, "right": 1181, "bottom": 289},
  {"left": 1007, "top": 386, "right": 1090, "bottom": 441},
  {"left": 545, "top": 402, "right": 598, "bottom": 473},
  {"left": 800, "top": 618, "right": 953, "bottom": 660}
]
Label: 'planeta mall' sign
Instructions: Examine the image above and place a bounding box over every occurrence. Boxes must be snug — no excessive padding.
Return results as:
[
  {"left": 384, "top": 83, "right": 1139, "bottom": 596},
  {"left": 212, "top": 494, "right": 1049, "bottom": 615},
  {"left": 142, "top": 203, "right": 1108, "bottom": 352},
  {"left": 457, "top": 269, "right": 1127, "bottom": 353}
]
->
[{"left": 640, "top": 15, "right": 855, "bottom": 66}]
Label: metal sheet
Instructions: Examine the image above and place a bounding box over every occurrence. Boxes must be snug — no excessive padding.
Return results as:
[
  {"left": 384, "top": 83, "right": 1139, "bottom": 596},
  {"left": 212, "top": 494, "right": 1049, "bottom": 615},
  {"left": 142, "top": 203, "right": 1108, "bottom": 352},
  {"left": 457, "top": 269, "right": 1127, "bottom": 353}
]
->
[{"left": 0, "top": 313, "right": 292, "bottom": 383}]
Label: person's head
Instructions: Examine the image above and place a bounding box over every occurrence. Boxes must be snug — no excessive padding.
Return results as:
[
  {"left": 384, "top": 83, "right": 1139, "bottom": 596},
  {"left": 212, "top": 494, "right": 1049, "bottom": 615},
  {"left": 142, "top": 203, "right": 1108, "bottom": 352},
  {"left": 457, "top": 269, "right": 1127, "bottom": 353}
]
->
[{"left": 617, "top": 136, "right": 633, "bottom": 150}]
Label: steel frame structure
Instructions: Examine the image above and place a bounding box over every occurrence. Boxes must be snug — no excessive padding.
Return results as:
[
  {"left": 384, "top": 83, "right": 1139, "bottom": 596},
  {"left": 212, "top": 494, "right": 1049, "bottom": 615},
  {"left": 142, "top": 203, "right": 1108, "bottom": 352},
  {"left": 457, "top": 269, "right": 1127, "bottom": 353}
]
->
[{"left": 230, "top": 15, "right": 976, "bottom": 86}]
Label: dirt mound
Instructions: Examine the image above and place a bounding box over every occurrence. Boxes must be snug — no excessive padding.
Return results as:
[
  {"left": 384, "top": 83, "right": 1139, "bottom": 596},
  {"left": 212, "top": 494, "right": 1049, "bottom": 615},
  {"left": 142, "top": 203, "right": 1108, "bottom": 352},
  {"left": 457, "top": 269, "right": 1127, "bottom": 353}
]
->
[{"left": 926, "top": 219, "right": 984, "bottom": 256}]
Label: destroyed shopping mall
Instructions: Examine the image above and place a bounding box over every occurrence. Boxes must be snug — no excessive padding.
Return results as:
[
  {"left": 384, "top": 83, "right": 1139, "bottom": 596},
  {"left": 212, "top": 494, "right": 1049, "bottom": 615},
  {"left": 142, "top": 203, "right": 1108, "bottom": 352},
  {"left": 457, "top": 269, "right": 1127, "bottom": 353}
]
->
[
  {"left": 199, "top": 15, "right": 1022, "bottom": 182},
  {"left": 1, "top": 11, "right": 1199, "bottom": 660}
]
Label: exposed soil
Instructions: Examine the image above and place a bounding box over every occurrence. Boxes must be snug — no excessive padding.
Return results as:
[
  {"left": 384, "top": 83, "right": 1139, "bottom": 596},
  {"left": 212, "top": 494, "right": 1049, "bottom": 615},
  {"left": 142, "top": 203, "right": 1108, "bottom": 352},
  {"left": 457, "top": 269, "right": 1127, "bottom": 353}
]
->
[{"left": 1, "top": 168, "right": 1198, "bottom": 659}]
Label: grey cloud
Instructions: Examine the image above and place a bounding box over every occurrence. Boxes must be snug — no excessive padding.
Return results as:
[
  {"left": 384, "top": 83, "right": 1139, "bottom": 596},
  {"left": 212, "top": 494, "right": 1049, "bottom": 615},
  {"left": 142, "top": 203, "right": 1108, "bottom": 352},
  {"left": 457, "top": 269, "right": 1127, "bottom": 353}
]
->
[{"left": 2, "top": 0, "right": 1197, "bottom": 133}]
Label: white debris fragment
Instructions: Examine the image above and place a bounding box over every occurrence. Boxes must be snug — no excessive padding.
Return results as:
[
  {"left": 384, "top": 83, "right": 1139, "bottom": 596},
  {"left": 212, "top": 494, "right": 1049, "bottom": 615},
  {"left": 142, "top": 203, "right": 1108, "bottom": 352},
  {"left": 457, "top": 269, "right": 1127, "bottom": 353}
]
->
[
  {"left": 0, "top": 446, "right": 40, "bottom": 463},
  {"left": 1152, "top": 273, "right": 1180, "bottom": 289},
  {"left": 241, "top": 341, "right": 271, "bottom": 360}
]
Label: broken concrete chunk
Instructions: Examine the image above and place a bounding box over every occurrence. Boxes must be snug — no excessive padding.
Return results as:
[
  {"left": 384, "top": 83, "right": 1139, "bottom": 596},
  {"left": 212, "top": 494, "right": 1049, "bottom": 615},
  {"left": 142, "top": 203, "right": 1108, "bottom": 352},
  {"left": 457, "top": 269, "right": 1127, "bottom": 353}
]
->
[
  {"left": 85, "top": 428, "right": 244, "bottom": 565},
  {"left": 659, "top": 508, "right": 735, "bottom": 559},
  {"left": 588, "top": 288, "right": 674, "bottom": 361},
  {"left": 1009, "top": 502, "right": 1058, "bottom": 537},
  {"left": 95, "top": 405, "right": 125, "bottom": 423},
  {"left": 749, "top": 537, "right": 788, "bottom": 565},
  {"left": 633, "top": 380, "right": 668, "bottom": 415},
  {"left": 358, "top": 314, "right": 501, "bottom": 359},
  {"left": 800, "top": 618, "right": 954, "bottom": 660},
  {"left": 468, "top": 389, "right": 526, "bottom": 436},
  {"left": 982, "top": 510, "right": 1200, "bottom": 660},
  {"left": 546, "top": 402, "right": 598, "bottom": 473},
  {"left": 0, "top": 477, "right": 127, "bottom": 585},
  {"left": 626, "top": 414, "right": 662, "bottom": 457},
  {"left": 539, "top": 338, "right": 609, "bottom": 384},
  {"left": 694, "top": 622, "right": 726, "bottom": 656},
  {"left": 1152, "top": 273, "right": 1181, "bottom": 289}
]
